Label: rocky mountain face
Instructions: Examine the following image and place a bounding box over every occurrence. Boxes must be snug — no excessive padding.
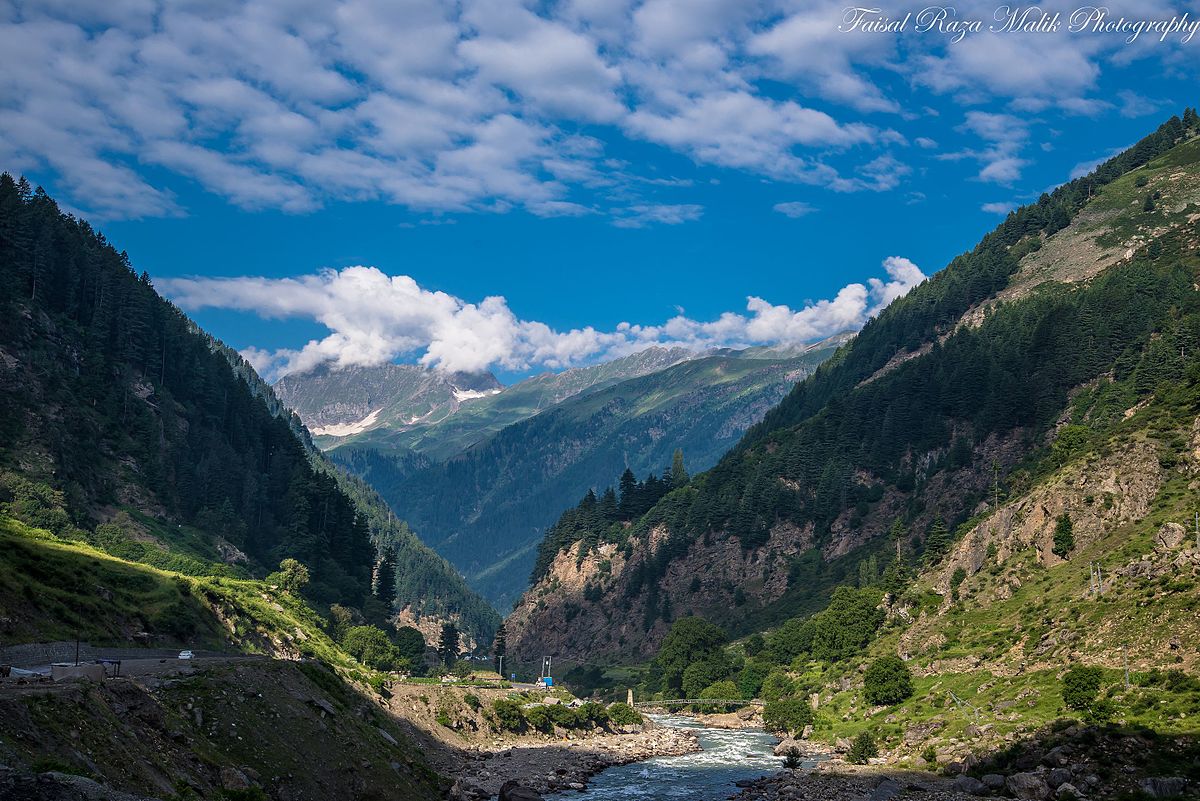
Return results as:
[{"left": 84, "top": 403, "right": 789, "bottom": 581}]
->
[
  {"left": 335, "top": 340, "right": 844, "bottom": 610},
  {"left": 283, "top": 346, "right": 697, "bottom": 458},
  {"left": 274, "top": 363, "right": 502, "bottom": 440},
  {"left": 507, "top": 113, "right": 1200, "bottom": 669}
]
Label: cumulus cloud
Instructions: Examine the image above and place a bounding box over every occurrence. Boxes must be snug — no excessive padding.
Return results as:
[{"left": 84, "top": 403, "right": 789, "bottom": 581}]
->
[
  {"left": 0, "top": 0, "right": 921, "bottom": 222},
  {"left": 981, "top": 201, "right": 1015, "bottom": 215},
  {"left": 1, "top": 0, "right": 1188, "bottom": 222},
  {"left": 161, "top": 256, "right": 927, "bottom": 378}
]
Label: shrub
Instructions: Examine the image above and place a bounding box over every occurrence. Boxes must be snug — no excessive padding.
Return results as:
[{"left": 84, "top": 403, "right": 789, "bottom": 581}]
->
[
  {"left": 763, "top": 696, "right": 814, "bottom": 735},
  {"left": 276, "top": 558, "right": 310, "bottom": 593},
  {"left": 848, "top": 731, "right": 878, "bottom": 764},
  {"left": 863, "top": 656, "right": 914, "bottom": 706},
  {"left": 761, "top": 670, "right": 796, "bottom": 703},
  {"left": 1062, "top": 665, "right": 1104, "bottom": 711},
  {"left": 696, "top": 680, "right": 740, "bottom": 713},
  {"left": 523, "top": 705, "right": 552, "bottom": 733},
  {"left": 577, "top": 702, "right": 609, "bottom": 727},
  {"left": 1052, "top": 513, "right": 1075, "bottom": 558},
  {"left": 491, "top": 699, "right": 525, "bottom": 732},
  {"left": 464, "top": 693, "right": 482, "bottom": 711},
  {"left": 783, "top": 747, "right": 803, "bottom": 769},
  {"left": 606, "top": 702, "right": 642, "bottom": 726},
  {"left": 546, "top": 703, "right": 580, "bottom": 727},
  {"left": 340, "top": 626, "right": 399, "bottom": 671}
]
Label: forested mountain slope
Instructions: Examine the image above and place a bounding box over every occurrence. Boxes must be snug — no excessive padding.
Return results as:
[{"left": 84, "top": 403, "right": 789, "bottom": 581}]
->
[
  {"left": 0, "top": 174, "right": 495, "bottom": 647},
  {"left": 508, "top": 110, "right": 1200, "bottom": 667},
  {"left": 336, "top": 339, "right": 842, "bottom": 609}
]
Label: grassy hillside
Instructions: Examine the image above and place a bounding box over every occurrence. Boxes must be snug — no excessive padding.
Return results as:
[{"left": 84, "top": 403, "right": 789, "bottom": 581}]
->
[{"left": 0, "top": 514, "right": 367, "bottom": 674}]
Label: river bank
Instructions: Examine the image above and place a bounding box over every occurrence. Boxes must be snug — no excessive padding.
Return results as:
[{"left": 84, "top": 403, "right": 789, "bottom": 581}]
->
[
  {"left": 446, "top": 722, "right": 701, "bottom": 799},
  {"left": 730, "top": 768, "right": 988, "bottom": 801}
]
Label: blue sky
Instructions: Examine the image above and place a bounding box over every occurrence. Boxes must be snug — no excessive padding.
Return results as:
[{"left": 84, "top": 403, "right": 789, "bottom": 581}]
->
[{"left": 3, "top": 0, "right": 1199, "bottom": 381}]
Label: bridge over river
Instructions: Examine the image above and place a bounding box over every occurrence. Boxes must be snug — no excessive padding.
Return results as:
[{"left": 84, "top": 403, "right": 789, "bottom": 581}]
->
[{"left": 633, "top": 699, "right": 763, "bottom": 709}]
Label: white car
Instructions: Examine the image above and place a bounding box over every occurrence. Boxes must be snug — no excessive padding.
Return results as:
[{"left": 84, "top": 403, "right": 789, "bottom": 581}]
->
[{"left": 178, "top": 650, "right": 194, "bottom": 660}]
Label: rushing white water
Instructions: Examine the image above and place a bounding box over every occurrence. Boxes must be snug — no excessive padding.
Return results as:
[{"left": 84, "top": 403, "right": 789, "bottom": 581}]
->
[{"left": 547, "top": 715, "right": 818, "bottom": 800}]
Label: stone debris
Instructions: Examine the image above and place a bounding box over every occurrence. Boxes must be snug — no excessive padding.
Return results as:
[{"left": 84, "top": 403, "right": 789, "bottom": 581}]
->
[{"left": 447, "top": 725, "right": 699, "bottom": 799}]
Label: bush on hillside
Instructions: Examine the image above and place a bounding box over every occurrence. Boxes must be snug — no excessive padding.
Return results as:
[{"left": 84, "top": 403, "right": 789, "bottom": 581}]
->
[
  {"left": 1062, "top": 665, "right": 1104, "bottom": 711},
  {"left": 863, "top": 655, "right": 914, "bottom": 706},
  {"left": 491, "top": 698, "right": 525, "bottom": 732},
  {"left": 763, "top": 697, "right": 814, "bottom": 736},
  {"left": 761, "top": 670, "right": 796, "bottom": 703},
  {"left": 606, "top": 702, "right": 642, "bottom": 726},
  {"left": 848, "top": 731, "right": 878, "bottom": 764},
  {"left": 341, "top": 625, "right": 400, "bottom": 671},
  {"left": 523, "top": 705, "right": 553, "bottom": 733}
]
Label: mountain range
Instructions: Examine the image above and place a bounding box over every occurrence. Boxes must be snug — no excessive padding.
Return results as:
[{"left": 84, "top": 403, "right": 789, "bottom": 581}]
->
[{"left": 278, "top": 338, "right": 848, "bottom": 609}]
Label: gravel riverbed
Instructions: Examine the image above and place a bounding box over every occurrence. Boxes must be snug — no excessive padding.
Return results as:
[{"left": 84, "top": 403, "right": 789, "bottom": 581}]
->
[{"left": 447, "top": 723, "right": 701, "bottom": 799}]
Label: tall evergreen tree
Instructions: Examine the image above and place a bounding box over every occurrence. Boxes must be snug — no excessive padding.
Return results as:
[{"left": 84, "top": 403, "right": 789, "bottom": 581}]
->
[
  {"left": 492, "top": 622, "right": 507, "bottom": 675},
  {"left": 670, "top": 448, "right": 689, "bottom": 488},
  {"left": 374, "top": 546, "right": 397, "bottom": 609},
  {"left": 438, "top": 622, "right": 460, "bottom": 668}
]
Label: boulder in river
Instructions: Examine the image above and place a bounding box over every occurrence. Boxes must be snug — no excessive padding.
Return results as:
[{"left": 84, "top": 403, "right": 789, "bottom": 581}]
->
[{"left": 499, "top": 780, "right": 545, "bottom": 801}]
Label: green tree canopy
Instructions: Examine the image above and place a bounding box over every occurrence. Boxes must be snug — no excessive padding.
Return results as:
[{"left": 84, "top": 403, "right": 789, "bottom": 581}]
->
[
  {"left": 655, "top": 616, "right": 727, "bottom": 693},
  {"left": 682, "top": 657, "right": 731, "bottom": 699},
  {"left": 342, "top": 625, "right": 399, "bottom": 671},
  {"left": 438, "top": 622, "right": 460, "bottom": 668},
  {"left": 394, "top": 626, "right": 427, "bottom": 664},
  {"left": 276, "top": 558, "right": 310, "bottom": 594},
  {"left": 863, "top": 655, "right": 914, "bottom": 706}
]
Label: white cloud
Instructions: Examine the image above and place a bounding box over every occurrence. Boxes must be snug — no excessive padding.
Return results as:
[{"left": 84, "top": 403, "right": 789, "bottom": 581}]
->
[
  {"left": 773, "top": 201, "right": 816, "bottom": 218},
  {"left": 161, "top": 256, "right": 927, "bottom": 378},
  {"left": 612, "top": 203, "right": 703, "bottom": 228},
  {"left": 1, "top": 0, "right": 1191, "bottom": 222},
  {"left": 981, "top": 201, "right": 1015, "bottom": 215}
]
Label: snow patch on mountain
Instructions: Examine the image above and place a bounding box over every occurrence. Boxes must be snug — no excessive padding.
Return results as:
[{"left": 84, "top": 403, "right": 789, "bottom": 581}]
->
[{"left": 310, "top": 408, "right": 381, "bottom": 437}]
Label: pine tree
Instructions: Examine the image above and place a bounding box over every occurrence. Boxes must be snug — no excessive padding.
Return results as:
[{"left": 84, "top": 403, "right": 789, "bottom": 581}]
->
[
  {"left": 438, "top": 622, "right": 460, "bottom": 668},
  {"left": 618, "top": 468, "right": 638, "bottom": 518},
  {"left": 1184, "top": 107, "right": 1199, "bottom": 130},
  {"left": 492, "top": 622, "right": 507, "bottom": 675},
  {"left": 1052, "top": 513, "right": 1075, "bottom": 558},
  {"left": 924, "top": 518, "right": 952, "bottom": 561},
  {"left": 670, "top": 448, "right": 689, "bottom": 488},
  {"left": 374, "top": 546, "right": 397, "bottom": 609}
]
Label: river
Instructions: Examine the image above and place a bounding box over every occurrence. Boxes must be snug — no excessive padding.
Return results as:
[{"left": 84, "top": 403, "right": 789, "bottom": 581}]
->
[{"left": 547, "top": 715, "right": 817, "bottom": 801}]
